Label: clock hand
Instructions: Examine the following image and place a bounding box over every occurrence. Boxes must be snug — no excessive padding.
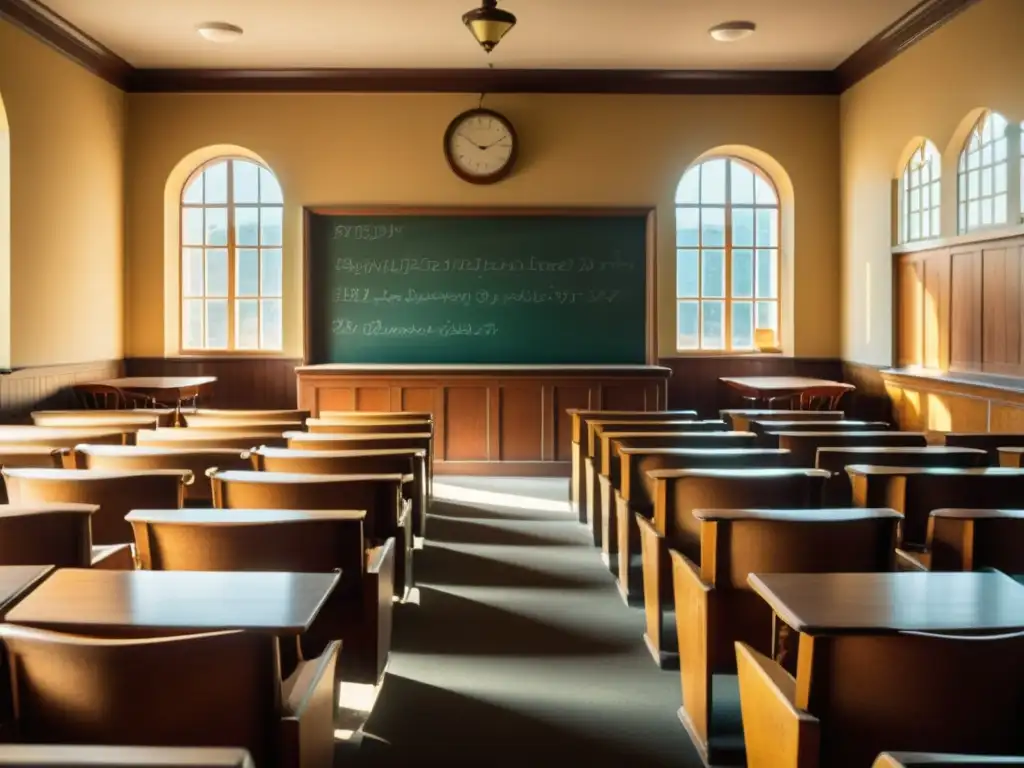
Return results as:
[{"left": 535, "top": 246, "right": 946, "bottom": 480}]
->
[
  {"left": 456, "top": 131, "right": 485, "bottom": 150},
  {"left": 480, "top": 136, "right": 509, "bottom": 149}
]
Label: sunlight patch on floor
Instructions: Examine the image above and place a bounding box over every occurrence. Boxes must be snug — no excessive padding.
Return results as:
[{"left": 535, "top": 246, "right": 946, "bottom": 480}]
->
[{"left": 432, "top": 481, "right": 570, "bottom": 513}]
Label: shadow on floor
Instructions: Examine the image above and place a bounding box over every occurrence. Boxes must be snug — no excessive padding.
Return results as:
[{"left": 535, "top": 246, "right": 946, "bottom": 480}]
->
[
  {"left": 358, "top": 673, "right": 681, "bottom": 766},
  {"left": 419, "top": 546, "right": 597, "bottom": 590},
  {"left": 426, "top": 515, "right": 581, "bottom": 547},
  {"left": 392, "top": 586, "right": 632, "bottom": 657},
  {"left": 428, "top": 499, "right": 569, "bottom": 523}
]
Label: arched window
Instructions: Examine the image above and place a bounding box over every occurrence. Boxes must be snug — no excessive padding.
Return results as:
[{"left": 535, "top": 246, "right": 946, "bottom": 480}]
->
[
  {"left": 675, "top": 157, "right": 779, "bottom": 351},
  {"left": 899, "top": 140, "right": 941, "bottom": 243},
  {"left": 958, "top": 110, "right": 1009, "bottom": 234},
  {"left": 180, "top": 157, "right": 283, "bottom": 351}
]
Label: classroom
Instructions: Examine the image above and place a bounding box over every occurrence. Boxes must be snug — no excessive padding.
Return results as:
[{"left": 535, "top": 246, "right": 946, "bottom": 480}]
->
[{"left": 0, "top": 0, "right": 1022, "bottom": 766}]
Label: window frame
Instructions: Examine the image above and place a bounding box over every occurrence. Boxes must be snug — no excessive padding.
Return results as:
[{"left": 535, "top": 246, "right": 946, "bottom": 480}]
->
[
  {"left": 957, "top": 110, "right": 1010, "bottom": 235},
  {"left": 178, "top": 157, "right": 284, "bottom": 355},
  {"left": 899, "top": 140, "right": 942, "bottom": 244},
  {"left": 674, "top": 156, "right": 782, "bottom": 354}
]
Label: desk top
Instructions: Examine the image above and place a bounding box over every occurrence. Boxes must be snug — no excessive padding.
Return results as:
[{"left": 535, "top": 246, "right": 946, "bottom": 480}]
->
[
  {"left": 5, "top": 569, "right": 340, "bottom": 635},
  {"left": 0, "top": 566, "right": 53, "bottom": 616},
  {"left": 91, "top": 377, "right": 217, "bottom": 391},
  {"left": 749, "top": 571, "right": 1024, "bottom": 634},
  {"left": 126, "top": 508, "right": 366, "bottom": 524},
  {"left": 720, "top": 376, "right": 852, "bottom": 392},
  {"left": 210, "top": 469, "right": 410, "bottom": 484},
  {"left": 845, "top": 465, "right": 1024, "bottom": 477},
  {"left": 254, "top": 447, "right": 426, "bottom": 458},
  {"left": 0, "top": 745, "right": 254, "bottom": 767}
]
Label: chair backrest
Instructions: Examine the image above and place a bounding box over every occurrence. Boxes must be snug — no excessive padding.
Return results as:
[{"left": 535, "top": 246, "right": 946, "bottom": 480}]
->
[
  {"left": 30, "top": 412, "right": 165, "bottom": 430},
  {"left": 649, "top": 468, "right": 830, "bottom": 560},
  {"left": 816, "top": 447, "right": 989, "bottom": 505},
  {"left": 0, "top": 503, "right": 97, "bottom": 567},
  {"left": 798, "top": 384, "right": 855, "bottom": 411},
  {"left": 69, "top": 446, "right": 252, "bottom": 503},
  {"left": 594, "top": 425, "right": 734, "bottom": 475},
  {"left": 319, "top": 410, "right": 432, "bottom": 422},
  {"left": 572, "top": 410, "right": 698, "bottom": 444},
  {"left": 998, "top": 448, "right": 1024, "bottom": 468},
  {"left": 284, "top": 432, "right": 430, "bottom": 453},
  {"left": 0, "top": 744, "right": 255, "bottom": 767},
  {"left": 749, "top": 420, "right": 889, "bottom": 436},
  {"left": 193, "top": 408, "right": 310, "bottom": 421},
  {"left": 602, "top": 432, "right": 758, "bottom": 481},
  {"left": 136, "top": 429, "right": 286, "bottom": 450},
  {"left": 809, "top": 631, "right": 1024, "bottom": 768},
  {"left": 250, "top": 447, "right": 419, "bottom": 476},
  {"left": 927, "top": 509, "right": 1024, "bottom": 573},
  {"left": 720, "top": 410, "right": 844, "bottom": 431},
  {"left": 74, "top": 384, "right": 153, "bottom": 411},
  {"left": 306, "top": 419, "right": 432, "bottom": 435},
  {"left": 874, "top": 753, "right": 1024, "bottom": 767},
  {"left": 847, "top": 466, "right": 1024, "bottom": 549},
  {"left": 0, "top": 450, "right": 65, "bottom": 503},
  {"left": 2, "top": 469, "right": 190, "bottom": 545},
  {"left": 587, "top": 420, "right": 723, "bottom": 457},
  {"left": 0, "top": 625, "right": 279, "bottom": 766},
  {"left": 177, "top": 418, "right": 303, "bottom": 432},
  {"left": 0, "top": 428, "right": 132, "bottom": 448},
  {"left": 775, "top": 432, "right": 928, "bottom": 465},
  {"left": 943, "top": 434, "right": 1024, "bottom": 464}
]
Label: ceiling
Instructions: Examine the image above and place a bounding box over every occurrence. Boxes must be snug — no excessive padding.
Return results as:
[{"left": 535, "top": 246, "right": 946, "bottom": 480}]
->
[{"left": 40, "top": 0, "right": 923, "bottom": 71}]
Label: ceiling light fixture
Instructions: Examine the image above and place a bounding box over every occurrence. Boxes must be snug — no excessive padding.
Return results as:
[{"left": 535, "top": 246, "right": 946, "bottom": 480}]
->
[
  {"left": 462, "top": 0, "right": 517, "bottom": 54},
  {"left": 196, "top": 21, "right": 244, "bottom": 44},
  {"left": 709, "top": 21, "right": 756, "bottom": 43}
]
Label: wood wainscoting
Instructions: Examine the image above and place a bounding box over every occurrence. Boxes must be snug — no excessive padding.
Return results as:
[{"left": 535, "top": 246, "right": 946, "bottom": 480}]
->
[
  {"left": 124, "top": 357, "right": 301, "bottom": 410},
  {"left": 0, "top": 360, "right": 123, "bottom": 422},
  {"left": 881, "top": 368, "right": 1024, "bottom": 434}
]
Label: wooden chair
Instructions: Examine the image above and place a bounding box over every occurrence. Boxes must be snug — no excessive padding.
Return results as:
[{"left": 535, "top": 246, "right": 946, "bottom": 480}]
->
[
  {"left": 252, "top": 446, "right": 428, "bottom": 538},
  {"left": 192, "top": 408, "right": 311, "bottom": 421},
  {"left": 721, "top": 410, "right": 844, "bottom": 432},
  {"left": 0, "top": 449, "right": 65, "bottom": 503},
  {"left": 815, "top": 447, "right": 989, "bottom": 506},
  {"left": 0, "top": 503, "right": 132, "bottom": 569},
  {"left": 0, "top": 745, "right": 255, "bottom": 767},
  {"left": 73, "top": 384, "right": 154, "bottom": 410},
  {"left": 31, "top": 411, "right": 167, "bottom": 429},
  {"left": 941, "top": 434, "right": 1024, "bottom": 465},
  {"left": 671, "top": 508, "right": 901, "bottom": 766},
  {"left": 67, "top": 445, "right": 252, "bottom": 505},
  {"left": 284, "top": 432, "right": 433, "bottom": 494},
  {"left": 774, "top": 431, "right": 928, "bottom": 465},
  {"left": 614, "top": 447, "right": 791, "bottom": 606},
  {"left": 178, "top": 417, "right": 304, "bottom": 432},
  {"left": 569, "top": 410, "right": 698, "bottom": 523},
  {"left": 895, "top": 509, "right": 1024, "bottom": 574},
  {"left": 846, "top": 466, "right": 1024, "bottom": 550},
  {"left": 208, "top": 469, "right": 413, "bottom": 599},
  {"left": 797, "top": 384, "right": 855, "bottom": 411},
  {"left": 588, "top": 428, "right": 754, "bottom": 548},
  {"left": 136, "top": 429, "right": 287, "bottom": 450},
  {"left": 0, "top": 625, "right": 338, "bottom": 768},
  {"left": 736, "top": 630, "right": 1024, "bottom": 768},
  {"left": 129, "top": 508, "right": 395, "bottom": 684},
  {"left": 997, "top": 447, "right": 1024, "bottom": 468},
  {"left": 874, "top": 754, "right": 1024, "bottom": 767},
  {"left": 2, "top": 469, "right": 191, "bottom": 545},
  {"left": 749, "top": 420, "right": 889, "bottom": 442},
  {"left": 306, "top": 418, "right": 432, "bottom": 435},
  {"left": 318, "top": 410, "right": 433, "bottom": 421},
  {"left": 637, "top": 468, "right": 829, "bottom": 668},
  {"left": 0, "top": 427, "right": 134, "bottom": 448}
]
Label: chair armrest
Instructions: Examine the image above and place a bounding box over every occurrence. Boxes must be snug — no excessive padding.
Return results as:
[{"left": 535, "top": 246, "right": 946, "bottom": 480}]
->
[
  {"left": 358, "top": 538, "right": 395, "bottom": 684},
  {"left": 280, "top": 640, "right": 339, "bottom": 768},
  {"left": 90, "top": 544, "right": 134, "bottom": 570},
  {"left": 735, "top": 642, "right": 819, "bottom": 768},
  {"left": 895, "top": 548, "right": 930, "bottom": 572},
  {"left": 670, "top": 548, "right": 714, "bottom": 743},
  {"left": 367, "top": 537, "right": 396, "bottom": 576},
  {"left": 635, "top": 514, "right": 663, "bottom": 541}
]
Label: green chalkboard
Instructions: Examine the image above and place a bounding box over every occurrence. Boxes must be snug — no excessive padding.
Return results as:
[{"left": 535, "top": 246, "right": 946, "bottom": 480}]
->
[{"left": 305, "top": 210, "right": 650, "bottom": 364}]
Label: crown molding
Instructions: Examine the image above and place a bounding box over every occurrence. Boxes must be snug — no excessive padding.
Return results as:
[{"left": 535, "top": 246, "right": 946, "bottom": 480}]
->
[{"left": 0, "top": 0, "right": 984, "bottom": 95}]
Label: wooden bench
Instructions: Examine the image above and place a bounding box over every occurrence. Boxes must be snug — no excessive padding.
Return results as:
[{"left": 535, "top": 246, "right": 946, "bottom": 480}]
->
[
  {"left": 720, "top": 410, "right": 844, "bottom": 432},
  {"left": 0, "top": 427, "right": 135, "bottom": 448},
  {"left": 176, "top": 418, "right": 305, "bottom": 432},
  {"left": 895, "top": 509, "right": 1024, "bottom": 574},
  {"left": 306, "top": 418, "right": 432, "bottom": 435},
  {"left": 0, "top": 504, "right": 131, "bottom": 569},
  {"left": 874, "top": 754, "right": 1024, "bottom": 767},
  {"left": 748, "top": 420, "right": 889, "bottom": 440},
  {"left": 996, "top": 447, "right": 1024, "bottom": 468},
  {"left": 136, "top": 429, "right": 287, "bottom": 450},
  {"left": 941, "top": 433, "right": 1024, "bottom": 464},
  {"left": 30, "top": 411, "right": 167, "bottom": 429},
  {"left": 772, "top": 431, "right": 928, "bottom": 465},
  {"left": 284, "top": 432, "right": 433, "bottom": 492}
]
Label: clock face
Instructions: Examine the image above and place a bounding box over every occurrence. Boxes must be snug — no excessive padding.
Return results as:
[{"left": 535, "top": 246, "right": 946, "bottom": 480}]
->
[{"left": 444, "top": 108, "right": 517, "bottom": 184}]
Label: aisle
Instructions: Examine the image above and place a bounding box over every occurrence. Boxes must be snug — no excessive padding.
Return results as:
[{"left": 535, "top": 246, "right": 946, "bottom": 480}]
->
[{"left": 354, "top": 476, "right": 701, "bottom": 766}]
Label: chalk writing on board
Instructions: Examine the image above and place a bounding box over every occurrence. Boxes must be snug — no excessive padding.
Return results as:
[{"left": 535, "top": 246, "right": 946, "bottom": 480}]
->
[
  {"left": 332, "top": 319, "right": 500, "bottom": 338},
  {"left": 335, "top": 256, "right": 635, "bottom": 276},
  {"left": 333, "top": 224, "right": 403, "bottom": 241},
  {"left": 333, "top": 287, "right": 623, "bottom": 306}
]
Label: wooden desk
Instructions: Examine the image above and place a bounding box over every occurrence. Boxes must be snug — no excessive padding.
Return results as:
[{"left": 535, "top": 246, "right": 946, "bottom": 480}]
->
[
  {"left": 87, "top": 377, "right": 218, "bottom": 420},
  {"left": 749, "top": 571, "right": 1024, "bottom": 634},
  {"left": 720, "top": 376, "right": 854, "bottom": 407},
  {"left": 0, "top": 565, "right": 53, "bottom": 616},
  {"left": 5, "top": 569, "right": 339, "bottom": 635}
]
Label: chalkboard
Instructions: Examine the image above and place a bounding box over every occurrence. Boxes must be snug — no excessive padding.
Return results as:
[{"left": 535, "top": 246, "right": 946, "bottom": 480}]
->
[{"left": 305, "top": 210, "right": 651, "bottom": 364}]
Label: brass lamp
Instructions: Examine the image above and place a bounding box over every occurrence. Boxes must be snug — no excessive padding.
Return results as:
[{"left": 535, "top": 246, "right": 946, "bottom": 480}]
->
[{"left": 462, "top": 0, "right": 517, "bottom": 53}]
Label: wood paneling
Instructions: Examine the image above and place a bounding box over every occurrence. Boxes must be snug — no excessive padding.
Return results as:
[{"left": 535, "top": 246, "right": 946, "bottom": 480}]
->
[
  {"left": 444, "top": 387, "right": 489, "bottom": 462},
  {"left": 897, "top": 258, "right": 924, "bottom": 368},
  {"left": 990, "top": 403, "right": 1024, "bottom": 433},
  {"left": 982, "top": 247, "right": 1022, "bottom": 375},
  {"left": 950, "top": 250, "right": 983, "bottom": 371},
  {"left": 497, "top": 387, "right": 543, "bottom": 461},
  {"left": 841, "top": 361, "right": 894, "bottom": 422},
  {"left": 0, "top": 360, "right": 122, "bottom": 422},
  {"left": 124, "top": 358, "right": 300, "bottom": 410},
  {"left": 923, "top": 252, "right": 950, "bottom": 370},
  {"left": 553, "top": 386, "right": 592, "bottom": 462}
]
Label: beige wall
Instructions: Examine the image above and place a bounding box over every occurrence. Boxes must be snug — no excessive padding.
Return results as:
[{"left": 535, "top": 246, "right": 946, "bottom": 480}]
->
[
  {"left": 840, "top": 0, "right": 1024, "bottom": 366},
  {"left": 125, "top": 92, "right": 840, "bottom": 360},
  {"left": 0, "top": 20, "right": 125, "bottom": 367}
]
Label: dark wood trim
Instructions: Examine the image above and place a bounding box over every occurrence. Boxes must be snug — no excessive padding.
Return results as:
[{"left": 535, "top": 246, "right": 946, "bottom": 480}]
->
[
  {"left": 835, "top": 0, "right": 982, "bottom": 91},
  {"left": 0, "top": 0, "right": 131, "bottom": 88}
]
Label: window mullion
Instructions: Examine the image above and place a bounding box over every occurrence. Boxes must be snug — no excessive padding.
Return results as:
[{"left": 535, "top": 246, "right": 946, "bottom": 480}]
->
[
  {"left": 724, "top": 160, "right": 732, "bottom": 351},
  {"left": 227, "top": 160, "right": 236, "bottom": 351}
]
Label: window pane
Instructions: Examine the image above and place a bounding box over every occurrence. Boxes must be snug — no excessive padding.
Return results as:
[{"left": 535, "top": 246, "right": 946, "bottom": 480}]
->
[
  {"left": 910, "top": 212, "right": 921, "bottom": 241},
  {"left": 959, "top": 202, "right": 966, "bottom": 232},
  {"left": 968, "top": 200, "right": 979, "bottom": 228},
  {"left": 676, "top": 249, "right": 699, "bottom": 298},
  {"left": 182, "top": 208, "right": 204, "bottom": 246},
  {"left": 182, "top": 299, "right": 203, "bottom": 349},
  {"left": 995, "top": 193, "right": 1007, "bottom": 224},
  {"left": 236, "top": 207, "right": 259, "bottom": 247},
  {"left": 204, "top": 162, "right": 228, "bottom": 205},
  {"left": 701, "top": 250, "right": 725, "bottom": 298},
  {"left": 958, "top": 178, "right": 967, "bottom": 202},
  {"left": 910, "top": 187, "right": 920, "bottom": 212},
  {"left": 732, "top": 249, "right": 754, "bottom": 298},
  {"left": 676, "top": 167, "right": 700, "bottom": 205},
  {"left": 982, "top": 167, "right": 992, "bottom": 196},
  {"left": 756, "top": 301, "right": 778, "bottom": 334},
  {"left": 930, "top": 207, "right": 940, "bottom": 237},
  {"left": 995, "top": 137, "right": 1007, "bottom": 162},
  {"left": 995, "top": 164, "right": 1007, "bottom": 194},
  {"left": 920, "top": 184, "right": 929, "bottom": 210},
  {"left": 205, "top": 299, "right": 228, "bottom": 349},
  {"left": 756, "top": 249, "right": 778, "bottom": 299},
  {"left": 968, "top": 150, "right": 980, "bottom": 170},
  {"left": 676, "top": 207, "right": 699, "bottom": 247},
  {"left": 732, "top": 302, "right": 753, "bottom": 350},
  {"left": 206, "top": 249, "right": 228, "bottom": 298},
  {"left": 701, "top": 207, "right": 725, "bottom": 247},
  {"left": 982, "top": 143, "right": 992, "bottom": 166},
  {"left": 182, "top": 248, "right": 204, "bottom": 297},
  {"left": 701, "top": 301, "right": 724, "bottom": 349},
  {"left": 261, "top": 299, "right": 283, "bottom": 350},
  {"left": 260, "top": 167, "right": 283, "bottom": 204},
  {"left": 756, "top": 208, "right": 778, "bottom": 247},
  {"left": 730, "top": 162, "right": 754, "bottom": 204},
  {"left": 205, "top": 207, "right": 228, "bottom": 246},
  {"left": 183, "top": 176, "right": 203, "bottom": 204},
  {"left": 700, "top": 159, "right": 727, "bottom": 204},
  {"left": 233, "top": 160, "right": 260, "bottom": 204},
  {"left": 677, "top": 301, "right": 699, "bottom": 349},
  {"left": 261, "top": 249, "right": 283, "bottom": 296},
  {"left": 755, "top": 173, "right": 777, "bottom": 205},
  {"left": 981, "top": 198, "right": 993, "bottom": 226},
  {"left": 236, "top": 299, "right": 259, "bottom": 350},
  {"left": 237, "top": 249, "right": 259, "bottom": 297},
  {"left": 732, "top": 208, "right": 754, "bottom": 247},
  {"left": 261, "top": 206, "right": 283, "bottom": 247}
]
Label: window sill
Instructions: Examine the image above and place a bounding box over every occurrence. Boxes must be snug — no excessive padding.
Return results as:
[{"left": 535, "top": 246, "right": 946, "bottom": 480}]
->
[
  {"left": 169, "top": 353, "right": 300, "bottom": 361},
  {"left": 662, "top": 352, "right": 790, "bottom": 359},
  {"left": 892, "top": 222, "right": 1024, "bottom": 254},
  {"left": 882, "top": 367, "right": 1024, "bottom": 396}
]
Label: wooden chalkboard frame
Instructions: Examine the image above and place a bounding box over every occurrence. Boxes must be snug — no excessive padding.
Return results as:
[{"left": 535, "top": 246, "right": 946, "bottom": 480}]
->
[{"left": 301, "top": 206, "right": 658, "bottom": 365}]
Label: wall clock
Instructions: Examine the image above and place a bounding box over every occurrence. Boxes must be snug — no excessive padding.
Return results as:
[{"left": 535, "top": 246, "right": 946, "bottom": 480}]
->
[{"left": 443, "top": 108, "right": 518, "bottom": 185}]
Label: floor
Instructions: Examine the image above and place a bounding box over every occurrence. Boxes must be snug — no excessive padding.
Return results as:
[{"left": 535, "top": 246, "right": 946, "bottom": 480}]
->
[{"left": 353, "top": 476, "right": 702, "bottom": 766}]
